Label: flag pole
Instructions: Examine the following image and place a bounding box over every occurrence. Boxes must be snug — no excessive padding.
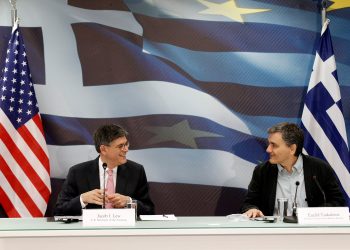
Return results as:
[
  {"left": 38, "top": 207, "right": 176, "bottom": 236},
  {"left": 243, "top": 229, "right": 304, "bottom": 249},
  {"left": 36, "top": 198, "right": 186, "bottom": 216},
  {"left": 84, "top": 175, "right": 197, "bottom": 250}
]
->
[
  {"left": 321, "top": 0, "right": 327, "bottom": 25},
  {"left": 9, "top": 0, "right": 17, "bottom": 26}
]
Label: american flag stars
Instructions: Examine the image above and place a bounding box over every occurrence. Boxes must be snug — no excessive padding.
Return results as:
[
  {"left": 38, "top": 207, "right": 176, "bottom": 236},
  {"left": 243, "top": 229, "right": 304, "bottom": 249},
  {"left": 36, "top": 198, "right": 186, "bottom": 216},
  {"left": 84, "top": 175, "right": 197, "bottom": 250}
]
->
[{"left": 0, "top": 28, "right": 39, "bottom": 129}]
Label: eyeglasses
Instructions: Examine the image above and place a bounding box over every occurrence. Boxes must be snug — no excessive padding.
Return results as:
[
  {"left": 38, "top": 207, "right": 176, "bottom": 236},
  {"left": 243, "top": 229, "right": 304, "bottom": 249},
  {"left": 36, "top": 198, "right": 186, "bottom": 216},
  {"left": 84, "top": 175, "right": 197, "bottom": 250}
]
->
[
  {"left": 115, "top": 141, "right": 130, "bottom": 150},
  {"left": 104, "top": 141, "right": 130, "bottom": 150}
]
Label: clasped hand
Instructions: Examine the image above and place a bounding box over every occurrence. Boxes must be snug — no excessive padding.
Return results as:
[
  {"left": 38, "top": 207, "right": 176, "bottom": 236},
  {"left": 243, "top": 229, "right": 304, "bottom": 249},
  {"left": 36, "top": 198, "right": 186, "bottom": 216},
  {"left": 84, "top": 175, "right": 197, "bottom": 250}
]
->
[
  {"left": 243, "top": 208, "right": 264, "bottom": 218},
  {"left": 81, "top": 189, "right": 129, "bottom": 208}
]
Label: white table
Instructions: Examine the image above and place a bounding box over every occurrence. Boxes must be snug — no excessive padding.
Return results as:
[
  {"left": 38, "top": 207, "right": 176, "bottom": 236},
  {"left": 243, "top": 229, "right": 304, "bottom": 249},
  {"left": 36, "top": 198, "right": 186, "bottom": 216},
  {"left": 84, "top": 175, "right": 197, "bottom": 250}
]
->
[{"left": 1, "top": 217, "right": 350, "bottom": 250}]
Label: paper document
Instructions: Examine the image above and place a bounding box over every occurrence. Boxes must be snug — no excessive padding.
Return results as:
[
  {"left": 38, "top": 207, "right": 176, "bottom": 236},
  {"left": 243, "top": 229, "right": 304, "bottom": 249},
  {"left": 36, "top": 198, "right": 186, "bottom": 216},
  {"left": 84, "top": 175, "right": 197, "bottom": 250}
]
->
[{"left": 139, "top": 214, "right": 177, "bottom": 221}]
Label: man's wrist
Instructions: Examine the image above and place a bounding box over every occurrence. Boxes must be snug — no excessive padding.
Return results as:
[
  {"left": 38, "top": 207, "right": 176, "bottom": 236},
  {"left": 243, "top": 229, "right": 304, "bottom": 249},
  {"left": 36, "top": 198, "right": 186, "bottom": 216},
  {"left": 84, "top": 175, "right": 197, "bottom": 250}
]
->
[
  {"left": 124, "top": 196, "right": 132, "bottom": 207},
  {"left": 80, "top": 194, "right": 88, "bottom": 208}
]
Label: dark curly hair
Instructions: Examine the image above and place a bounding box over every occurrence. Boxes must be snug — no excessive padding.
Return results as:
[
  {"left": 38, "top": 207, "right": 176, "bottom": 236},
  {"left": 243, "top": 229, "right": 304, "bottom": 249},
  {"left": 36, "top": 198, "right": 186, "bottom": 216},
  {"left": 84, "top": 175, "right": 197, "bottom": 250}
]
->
[{"left": 268, "top": 122, "right": 304, "bottom": 156}]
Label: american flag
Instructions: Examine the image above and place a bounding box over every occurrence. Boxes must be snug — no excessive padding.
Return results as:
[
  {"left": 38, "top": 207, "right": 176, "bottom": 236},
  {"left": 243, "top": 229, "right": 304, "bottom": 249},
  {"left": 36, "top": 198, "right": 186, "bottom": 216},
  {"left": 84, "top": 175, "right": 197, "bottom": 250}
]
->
[
  {"left": 301, "top": 19, "right": 350, "bottom": 206},
  {"left": 0, "top": 21, "right": 51, "bottom": 217}
]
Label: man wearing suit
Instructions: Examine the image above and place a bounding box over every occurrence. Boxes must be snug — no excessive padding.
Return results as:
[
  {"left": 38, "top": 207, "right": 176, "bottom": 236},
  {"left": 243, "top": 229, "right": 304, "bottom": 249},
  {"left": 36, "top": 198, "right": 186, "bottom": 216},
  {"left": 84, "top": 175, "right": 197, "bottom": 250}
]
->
[
  {"left": 54, "top": 124, "right": 154, "bottom": 216},
  {"left": 241, "top": 122, "right": 345, "bottom": 218}
]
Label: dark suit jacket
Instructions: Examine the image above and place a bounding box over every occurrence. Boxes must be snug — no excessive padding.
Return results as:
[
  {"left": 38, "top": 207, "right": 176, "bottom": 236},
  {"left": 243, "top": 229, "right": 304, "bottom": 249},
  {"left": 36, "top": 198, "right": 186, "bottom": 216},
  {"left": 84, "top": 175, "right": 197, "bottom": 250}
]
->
[
  {"left": 54, "top": 157, "right": 154, "bottom": 216},
  {"left": 241, "top": 154, "right": 345, "bottom": 215}
]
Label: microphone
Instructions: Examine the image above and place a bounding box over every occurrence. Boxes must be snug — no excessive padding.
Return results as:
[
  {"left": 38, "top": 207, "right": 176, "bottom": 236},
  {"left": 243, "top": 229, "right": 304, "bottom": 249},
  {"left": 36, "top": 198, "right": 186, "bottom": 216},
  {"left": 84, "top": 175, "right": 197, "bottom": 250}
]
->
[
  {"left": 102, "top": 162, "right": 107, "bottom": 209},
  {"left": 292, "top": 181, "right": 300, "bottom": 216},
  {"left": 283, "top": 181, "right": 300, "bottom": 223},
  {"left": 313, "top": 175, "right": 326, "bottom": 206}
]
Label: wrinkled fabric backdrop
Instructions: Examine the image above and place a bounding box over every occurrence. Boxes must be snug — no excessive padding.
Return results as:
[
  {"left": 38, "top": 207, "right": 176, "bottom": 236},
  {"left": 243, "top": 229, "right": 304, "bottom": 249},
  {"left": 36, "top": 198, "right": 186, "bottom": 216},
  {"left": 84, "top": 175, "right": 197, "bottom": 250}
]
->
[{"left": 0, "top": 0, "right": 349, "bottom": 216}]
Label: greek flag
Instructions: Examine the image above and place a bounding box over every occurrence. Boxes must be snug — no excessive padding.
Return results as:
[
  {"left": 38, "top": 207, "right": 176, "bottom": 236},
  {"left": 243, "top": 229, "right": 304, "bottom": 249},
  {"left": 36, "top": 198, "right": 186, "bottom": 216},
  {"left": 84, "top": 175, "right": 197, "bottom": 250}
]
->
[{"left": 301, "top": 19, "right": 350, "bottom": 206}]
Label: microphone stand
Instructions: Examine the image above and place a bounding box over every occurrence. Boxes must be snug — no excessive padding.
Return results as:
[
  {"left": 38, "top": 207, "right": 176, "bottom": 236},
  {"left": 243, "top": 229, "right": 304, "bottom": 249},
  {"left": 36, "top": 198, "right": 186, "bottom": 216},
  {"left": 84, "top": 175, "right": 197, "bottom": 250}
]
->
[
  {"left": 292, "top": 181, "right": 300, "bottom": 217},
  {"left": 102, "top": 163, "right": 107, "bottom": 209},
  {"left": 283, "top": 181, "right": 300, "bottom": 223}
]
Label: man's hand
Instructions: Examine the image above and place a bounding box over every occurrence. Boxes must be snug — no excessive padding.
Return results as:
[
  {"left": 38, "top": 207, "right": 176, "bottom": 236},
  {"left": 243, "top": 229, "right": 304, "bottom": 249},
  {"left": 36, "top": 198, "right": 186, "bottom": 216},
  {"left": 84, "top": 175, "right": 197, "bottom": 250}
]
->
[
  {"left": 107, "top": 193, "right": 130, "bottom": 208},
  {"left": 244, "top": 208, "right": 264, "bottom": 218},
  {"left": 81, "top": 189, "right": 104, "bottom": 205}
]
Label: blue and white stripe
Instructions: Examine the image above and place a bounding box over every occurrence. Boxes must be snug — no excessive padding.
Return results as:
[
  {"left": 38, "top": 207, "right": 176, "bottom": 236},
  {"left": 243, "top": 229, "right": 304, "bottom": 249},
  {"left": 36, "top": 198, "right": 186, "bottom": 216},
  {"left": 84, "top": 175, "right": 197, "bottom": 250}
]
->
[{"left": 301, "top": 19, "right": 350, "bottom": 203}]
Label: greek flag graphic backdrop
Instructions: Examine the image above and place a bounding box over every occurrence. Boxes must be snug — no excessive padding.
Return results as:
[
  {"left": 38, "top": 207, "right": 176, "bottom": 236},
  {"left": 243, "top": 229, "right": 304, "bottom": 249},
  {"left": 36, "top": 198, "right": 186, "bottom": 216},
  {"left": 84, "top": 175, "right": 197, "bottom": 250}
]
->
[{"left": 0, "top": 0, "right": 349, "bottom": 215}]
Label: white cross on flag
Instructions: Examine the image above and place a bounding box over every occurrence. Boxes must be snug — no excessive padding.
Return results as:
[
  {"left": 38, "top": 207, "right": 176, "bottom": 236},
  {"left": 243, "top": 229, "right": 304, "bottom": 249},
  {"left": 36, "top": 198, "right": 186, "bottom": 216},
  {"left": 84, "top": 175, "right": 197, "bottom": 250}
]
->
[{"left": 301, "top": 19, "right": 350, "bottom": 206}]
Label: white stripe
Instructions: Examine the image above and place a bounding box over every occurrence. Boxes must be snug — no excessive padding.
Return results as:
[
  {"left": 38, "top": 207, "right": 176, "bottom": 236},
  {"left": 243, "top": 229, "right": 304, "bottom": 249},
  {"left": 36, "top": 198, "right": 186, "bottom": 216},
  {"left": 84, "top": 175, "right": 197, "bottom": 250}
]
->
[
  {"left": 326, "top": 104, "right": 349, "bottom": 148},
  {"left": 0, "top": 141, "right": 47, "bottom": 214},
  {"left": 36, "top": 81, "right": 251, "bottom": 135},
  {"left": 308, "top": 54, "right": 339, "bottom": 103},
  {"left": 301, "top": 106, "right": 350, "bottom": 197},
  {"left": 48, "top": 145, "right": 256, "bottom": 189},
  {"left": 131, "top": 148, "right": 255, "bottom": 189},
  {"left": 322, "top": 56, "right": 340, "bottom": 102},
  {"left": 25, "top": 117, "right": 50, "bottom": 156},
  {"left": 0, "top": 110, "right": 50, "bottom": 184},
  {"left": 321, "top": 19, "right": 330, "bottom": 36},
  {"left": 0, "top": 170, "right": 31, "bottom": 217}
]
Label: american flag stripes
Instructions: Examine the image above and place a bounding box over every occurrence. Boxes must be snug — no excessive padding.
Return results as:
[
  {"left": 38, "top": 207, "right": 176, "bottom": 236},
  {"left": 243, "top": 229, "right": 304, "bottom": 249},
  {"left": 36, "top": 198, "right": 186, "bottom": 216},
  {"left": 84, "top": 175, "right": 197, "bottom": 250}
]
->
[
  {"left": 301, "top": 19, "right": 350, "bottom": 206},
  {"left": 0, "top": 21, "right": 51, "bottom": 217}
]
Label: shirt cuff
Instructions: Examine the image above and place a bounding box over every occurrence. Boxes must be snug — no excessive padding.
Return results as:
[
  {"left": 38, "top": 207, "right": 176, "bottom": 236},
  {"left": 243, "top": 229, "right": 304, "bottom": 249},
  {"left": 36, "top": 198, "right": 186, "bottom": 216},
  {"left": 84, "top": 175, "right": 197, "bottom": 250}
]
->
[{"left": 80, "top": 195, "right": 87, "bottom": 208}]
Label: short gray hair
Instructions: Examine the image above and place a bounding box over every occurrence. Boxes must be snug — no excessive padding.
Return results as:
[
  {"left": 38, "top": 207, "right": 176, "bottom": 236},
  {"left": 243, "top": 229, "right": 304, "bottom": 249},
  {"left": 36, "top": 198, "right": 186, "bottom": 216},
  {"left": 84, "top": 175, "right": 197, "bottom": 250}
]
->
[{"left": 93, "top": 124, "right": 128, "bottom": 153}]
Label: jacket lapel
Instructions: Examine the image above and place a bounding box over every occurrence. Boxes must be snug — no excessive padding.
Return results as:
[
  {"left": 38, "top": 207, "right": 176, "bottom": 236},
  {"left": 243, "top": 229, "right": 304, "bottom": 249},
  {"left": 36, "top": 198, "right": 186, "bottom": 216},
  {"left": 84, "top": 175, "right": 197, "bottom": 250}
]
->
[
  {"left": 268, "top": 164, "right": 278, "bottom": 213},
  {"left": 116, "top": 163, "right": 128, "bottom": 193},
  {"left": 302, "top": 155, "right": 314, "bottom": 205},
  {"left": 88, "top": 157, "right": 101, "bottom": 190}
]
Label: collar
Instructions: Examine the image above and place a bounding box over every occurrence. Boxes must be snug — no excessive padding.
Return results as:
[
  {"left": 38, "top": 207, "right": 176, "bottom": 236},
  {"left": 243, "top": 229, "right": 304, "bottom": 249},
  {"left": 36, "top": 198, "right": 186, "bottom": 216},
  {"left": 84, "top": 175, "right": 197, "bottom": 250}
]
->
[
  {"left": 98, "top": 157, "right": 118, "bottom": 173},
  {"left": 277, "top": 155, "right": 303, "bottom": 173}
]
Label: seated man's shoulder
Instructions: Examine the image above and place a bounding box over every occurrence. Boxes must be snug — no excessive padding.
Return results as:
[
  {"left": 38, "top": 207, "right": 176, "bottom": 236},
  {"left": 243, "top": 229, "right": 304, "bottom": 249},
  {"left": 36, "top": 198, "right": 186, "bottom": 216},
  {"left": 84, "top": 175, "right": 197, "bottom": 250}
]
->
[
  {"left": 69, "top": 159, "right": 97, "bottom": 172},
  {"left": 256, "top": 160, "right": 274, "bottom": 170},
  {"left": 124, "top": 159, "right": 143, "bottom": 169},
  {"left": 303, "top": 155, "right": 330, "bottom": 168}
]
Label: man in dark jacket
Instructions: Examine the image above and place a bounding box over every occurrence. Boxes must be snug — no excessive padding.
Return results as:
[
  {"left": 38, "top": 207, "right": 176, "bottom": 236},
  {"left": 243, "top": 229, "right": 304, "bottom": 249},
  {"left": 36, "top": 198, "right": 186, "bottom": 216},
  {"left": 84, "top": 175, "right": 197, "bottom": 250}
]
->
[
  {"left": 54, "top": 124, "right": 154, "bottom": 216},
  {"left": 241, "top": 122, "right": 344, "bottom": 218}
]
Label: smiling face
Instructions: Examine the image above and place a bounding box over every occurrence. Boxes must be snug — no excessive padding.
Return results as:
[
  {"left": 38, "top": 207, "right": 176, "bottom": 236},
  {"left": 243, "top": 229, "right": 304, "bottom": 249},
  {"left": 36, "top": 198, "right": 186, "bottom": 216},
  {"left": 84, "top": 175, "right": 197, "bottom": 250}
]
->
[
  {"left": 100, "top": 136, "right": 129, "bottom": 168},
  {"left": 266, "top": 132, "right": 297, "bottom": 169}
]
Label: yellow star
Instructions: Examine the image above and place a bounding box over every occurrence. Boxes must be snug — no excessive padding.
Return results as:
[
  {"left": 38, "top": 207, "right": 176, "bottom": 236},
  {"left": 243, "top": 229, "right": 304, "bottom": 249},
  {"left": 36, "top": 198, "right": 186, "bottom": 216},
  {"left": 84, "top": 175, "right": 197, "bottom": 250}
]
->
[
  {"left": 327, "top": 0, "right": 350, "bottom": 11},
  {"left": 145, "top": 120, "right": 223, "bottom": 149},
  {"left": 198, "top": 0, "right": 270, "bottom": 23}
]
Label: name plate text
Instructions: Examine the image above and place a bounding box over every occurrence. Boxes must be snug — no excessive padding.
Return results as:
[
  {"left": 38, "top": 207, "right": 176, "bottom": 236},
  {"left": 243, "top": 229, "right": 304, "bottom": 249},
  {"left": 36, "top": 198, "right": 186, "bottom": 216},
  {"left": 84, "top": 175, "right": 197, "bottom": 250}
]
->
[
  {"left": 297, "top": 207, "right": 349, "bottom": 225},
  {"left": 82, "top": 209, "right": 135, "bottom": 227}
]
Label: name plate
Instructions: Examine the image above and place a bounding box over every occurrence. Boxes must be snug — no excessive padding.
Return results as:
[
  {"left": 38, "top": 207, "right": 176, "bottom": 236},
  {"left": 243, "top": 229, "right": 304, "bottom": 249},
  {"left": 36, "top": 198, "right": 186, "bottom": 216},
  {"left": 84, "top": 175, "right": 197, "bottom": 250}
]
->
[
  {"left": 297, "top": 207, "right": 349, "bottom": 225},
  {"left": 82, "top": 209, "right": 135, "bottom": 227}
]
